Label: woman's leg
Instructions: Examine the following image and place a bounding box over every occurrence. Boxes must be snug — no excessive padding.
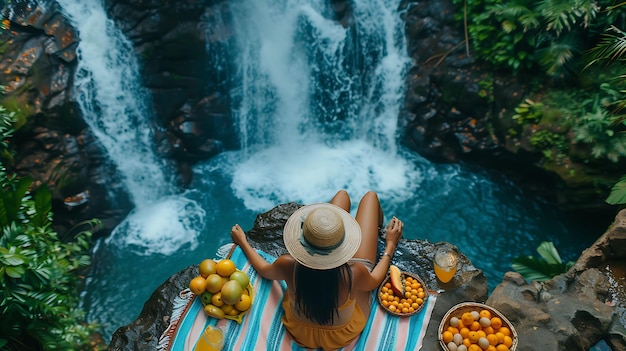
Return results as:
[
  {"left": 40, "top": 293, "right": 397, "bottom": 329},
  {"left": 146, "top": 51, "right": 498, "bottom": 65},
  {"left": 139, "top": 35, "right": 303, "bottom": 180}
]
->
[
  {"left": 353, "top": 191, "right": 383, "bottom": 263},
  {"left": 330, "top": 189, "right": 351, "bottom": 212}
]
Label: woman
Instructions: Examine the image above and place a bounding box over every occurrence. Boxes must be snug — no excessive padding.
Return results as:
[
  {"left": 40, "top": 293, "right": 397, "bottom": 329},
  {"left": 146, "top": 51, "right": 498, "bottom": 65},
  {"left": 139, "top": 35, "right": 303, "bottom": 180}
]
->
[{"left": 230, "top": 190, "right": 404, "bottom": 350}]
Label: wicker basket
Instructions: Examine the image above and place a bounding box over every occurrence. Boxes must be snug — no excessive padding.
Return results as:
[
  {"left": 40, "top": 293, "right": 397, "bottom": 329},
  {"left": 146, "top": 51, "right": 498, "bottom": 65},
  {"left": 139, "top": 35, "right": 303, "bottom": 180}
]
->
[
  {"left": 377, "top": 271, "right": 428, "bottom": 317},
  {"left": 438, "top": 302, "right": 518, "bottom": 351}
]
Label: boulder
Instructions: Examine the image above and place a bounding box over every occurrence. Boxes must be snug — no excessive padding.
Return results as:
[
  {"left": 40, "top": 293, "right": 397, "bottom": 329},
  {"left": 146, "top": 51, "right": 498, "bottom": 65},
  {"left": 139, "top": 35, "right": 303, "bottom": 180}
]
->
[{"left": 486, "top": 209, "right": 626, "bottom": 350}]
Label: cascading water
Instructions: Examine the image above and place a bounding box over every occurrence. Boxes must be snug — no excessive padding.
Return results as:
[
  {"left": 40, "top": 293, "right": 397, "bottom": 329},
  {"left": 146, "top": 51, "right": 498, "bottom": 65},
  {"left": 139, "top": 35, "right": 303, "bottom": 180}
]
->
[
  {"left": 55, "top": 0, "right": 599, "bottom": 342},
  {"left": 57, "top": 0, "right": 206, "bottom": 255},
  {"left": 214, "top": 0, "right": 420, "bottom": 211}
]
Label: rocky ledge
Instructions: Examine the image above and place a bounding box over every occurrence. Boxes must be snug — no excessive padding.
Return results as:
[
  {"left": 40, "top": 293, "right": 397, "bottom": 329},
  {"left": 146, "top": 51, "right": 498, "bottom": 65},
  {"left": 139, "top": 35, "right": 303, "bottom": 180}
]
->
[{"left": 109, "top": 204, "right": 626, "bottom": 351}]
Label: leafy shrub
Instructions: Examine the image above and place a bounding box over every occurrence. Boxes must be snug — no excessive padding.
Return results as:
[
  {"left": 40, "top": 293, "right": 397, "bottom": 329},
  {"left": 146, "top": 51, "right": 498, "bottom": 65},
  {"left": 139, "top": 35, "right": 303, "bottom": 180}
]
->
[
  {"left": 572, "top": 96, "right": 626, "bottom": 163},
  {"left": 0, "top": 106, "right": 102, "bottom": 350},
  {"left": 512, "top": 99, "right": 544, "bottom": 124},
  {"left": 451, "top": 0, "right": 606, "bottom": 78}
]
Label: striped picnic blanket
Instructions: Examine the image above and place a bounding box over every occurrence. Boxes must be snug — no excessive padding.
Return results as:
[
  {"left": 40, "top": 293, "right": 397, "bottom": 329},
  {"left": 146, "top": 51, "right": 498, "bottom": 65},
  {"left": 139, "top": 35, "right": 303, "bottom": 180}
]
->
[{"left": 158, "top": 244, "right": 436, "bottom": 351}]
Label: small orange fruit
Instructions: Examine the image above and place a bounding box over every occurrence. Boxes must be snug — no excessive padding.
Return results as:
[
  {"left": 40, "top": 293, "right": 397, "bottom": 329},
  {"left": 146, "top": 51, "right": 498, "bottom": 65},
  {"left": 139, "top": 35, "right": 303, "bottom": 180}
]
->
[
  {"left": 462, "top": 312, "right": 475, "bottom": 325},
  {"left": 490, "top": 317, "right": 502, "bottom": 329},
  {"left": 235, "top": 294, "right": 252, "bottom": 311},
  {"left": 498, "top": 327, "right": 511, "bottom": 337},
  {"left": 442, "top": 331, "right": 454, "bottom": 344},
  {"left": 216, "top": 259, "right": 237, "bottom": 277},
  {"left": 468, "top": 331, "right": 480, "bottom": 343},
  {"left": 495, "top": 332, "right": 505, "bottom": 344},
  {"left": 460, "top": 327, "right": 470, "bottom": 338},
  {"left": 495, "top": 345, "right": 509, "bottom": 351},
  {"left": 198, "top": 259, "right": 217, "bottom": 278},
  {"left": 479, "top": 309, "right": 492, "bottom": 319},
  {"left": 189, "top": 276, "right": 208, "bottom": 295},
  {"left": 503, "top": 335, "right": 513, "bottom": 348}
]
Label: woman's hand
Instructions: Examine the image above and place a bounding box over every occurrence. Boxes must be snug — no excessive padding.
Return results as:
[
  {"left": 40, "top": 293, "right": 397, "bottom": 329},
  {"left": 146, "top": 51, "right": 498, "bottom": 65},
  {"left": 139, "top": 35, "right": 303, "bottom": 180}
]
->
[
  {"left": 385, "top": 216, "right": 403, "bottom": 250},
  {"left": 231, "top": 224, "right": 248, "bottom": 246}
]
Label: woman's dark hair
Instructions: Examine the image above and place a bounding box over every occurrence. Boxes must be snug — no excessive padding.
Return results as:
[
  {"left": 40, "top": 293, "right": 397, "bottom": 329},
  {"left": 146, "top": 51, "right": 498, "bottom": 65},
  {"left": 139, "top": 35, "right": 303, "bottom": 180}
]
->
[{"left": 294, "top": 263, "right": 352, "bottom": 325}]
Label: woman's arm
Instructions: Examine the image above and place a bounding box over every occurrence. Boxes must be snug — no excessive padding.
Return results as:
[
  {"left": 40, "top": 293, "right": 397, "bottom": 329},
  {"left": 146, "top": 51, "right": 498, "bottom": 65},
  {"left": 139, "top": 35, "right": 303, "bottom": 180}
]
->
[
  {"left": 354, "top": 217, "right": 403, "bottom": 291},
  {"left": 231, "top": 224, "right": 292, "bottom": 281}
]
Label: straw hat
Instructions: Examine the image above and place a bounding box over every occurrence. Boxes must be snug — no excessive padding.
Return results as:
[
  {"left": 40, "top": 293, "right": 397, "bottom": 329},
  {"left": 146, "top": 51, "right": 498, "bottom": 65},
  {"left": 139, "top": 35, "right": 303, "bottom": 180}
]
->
[{"left": 283, "top": 203, "right": 361, "bottom": 270}]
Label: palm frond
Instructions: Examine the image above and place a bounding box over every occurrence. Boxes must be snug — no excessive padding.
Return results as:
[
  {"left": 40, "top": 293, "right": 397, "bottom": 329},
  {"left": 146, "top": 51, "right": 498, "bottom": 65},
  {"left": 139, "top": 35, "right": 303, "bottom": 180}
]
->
[
  {"left": 512, "top": 242, "right": 573, "bottom": 282},
  {"left": 536, "top": 241, "right": 562, "bottom": 264},
  {"left": 585, "top": 26, "right": 626, "bottom": 68},
  {"left": 538, "top": 43, "right": 574, "bottom": 75},
  {"left": 537, "top": 0, "right": 598, "bottom": 35}
]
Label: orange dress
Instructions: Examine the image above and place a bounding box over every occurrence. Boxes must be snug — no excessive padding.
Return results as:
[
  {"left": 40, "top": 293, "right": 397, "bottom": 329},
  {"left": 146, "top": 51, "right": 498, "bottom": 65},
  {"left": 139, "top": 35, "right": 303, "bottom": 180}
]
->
[{"left": 281, "top": 291, "right": 366, "bottom": 350}]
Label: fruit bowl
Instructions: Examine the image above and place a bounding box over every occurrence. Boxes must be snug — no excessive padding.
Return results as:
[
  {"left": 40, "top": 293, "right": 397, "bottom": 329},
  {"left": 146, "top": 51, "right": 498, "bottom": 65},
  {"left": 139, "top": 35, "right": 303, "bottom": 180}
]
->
[
  {"left": 377, "top": 270, "right": 428, "bottom": 317},
  {"left": 438, "top": 302, "right": 518, "bottom": 351}
]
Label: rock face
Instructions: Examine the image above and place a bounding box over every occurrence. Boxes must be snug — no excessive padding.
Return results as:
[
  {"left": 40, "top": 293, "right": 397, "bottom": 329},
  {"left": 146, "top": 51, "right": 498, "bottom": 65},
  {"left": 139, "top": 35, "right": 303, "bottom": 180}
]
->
[
  {"left": 0, "top": 0, "right": 132, "bottom": 237},
  {"left": 486, "top": 209, "right": 626, "bottom": 351},
  {"left": 108, "top": 202, "right": 489, "bottom": 350},
  {"left": 109, "top": 205, "right": 626, "bottom": 351}
]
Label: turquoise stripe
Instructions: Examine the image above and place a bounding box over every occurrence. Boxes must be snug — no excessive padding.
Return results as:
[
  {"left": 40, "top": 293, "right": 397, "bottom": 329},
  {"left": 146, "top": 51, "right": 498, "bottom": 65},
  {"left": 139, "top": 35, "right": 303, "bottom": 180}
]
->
[
  {"left": 171, "top": 297, "right": 201, "bottom": 350},
  {"left": 382, "top": 313, "right": 400, "bottom": 349},
  {"left": 266, "top": 282, "right": 288, "bottom": 350},
  {"left": 406, "top": 296, "right": 431, "bottom": 349},
  {"left": 232, "top": 249, "right": 269, "bottom": 348}
]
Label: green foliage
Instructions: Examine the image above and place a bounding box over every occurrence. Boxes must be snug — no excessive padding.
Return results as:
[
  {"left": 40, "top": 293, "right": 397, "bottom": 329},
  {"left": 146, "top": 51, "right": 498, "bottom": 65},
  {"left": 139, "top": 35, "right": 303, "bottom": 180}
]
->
[
  {"left": 451, "top": 0, "right": 604, "bottom": 78},
  {"left": 572, "top": 96, "right": 626, "bottom": 162},
  {"left": 0, "top": 102, "right": 101, "bottom": 350},
  {"left": 512, "top": 99, "right": 544, "bottom": 124},
  {"left": 529, "top": 130, "right": 567, "bottom": 159},
  {"left": 0, "top": 105, "right": 15, "bottom": 165},
  {"left": 0, "top": 167, "right": 100, "bottom": 350},
  {"left": 512, "top": 241, "right": 574, "bottom": 281},
  {"left": 606, "top": 175, "right": 626, "bottom": 205}
]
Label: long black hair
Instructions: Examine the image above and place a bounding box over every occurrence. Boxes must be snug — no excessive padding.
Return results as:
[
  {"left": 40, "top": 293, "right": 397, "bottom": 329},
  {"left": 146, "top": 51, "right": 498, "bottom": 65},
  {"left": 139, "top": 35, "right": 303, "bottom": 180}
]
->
[{"left": 294, "top": 263, "right": 352, "bottom": 325}]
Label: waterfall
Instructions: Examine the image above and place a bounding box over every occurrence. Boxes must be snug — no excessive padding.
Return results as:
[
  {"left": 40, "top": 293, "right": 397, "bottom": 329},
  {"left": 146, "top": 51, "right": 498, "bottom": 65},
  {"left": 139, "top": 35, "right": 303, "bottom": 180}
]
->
[
  {"left": 214, "top": 0, "right": 421, "bottom": 211},
  {"left": 57, "top": 0, "right": 205, "bottom": 255}
]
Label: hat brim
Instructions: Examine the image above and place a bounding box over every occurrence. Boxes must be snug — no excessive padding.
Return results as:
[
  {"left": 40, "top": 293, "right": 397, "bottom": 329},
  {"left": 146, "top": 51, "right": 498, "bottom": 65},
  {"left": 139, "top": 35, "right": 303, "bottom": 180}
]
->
[{"left": 283, "top": 203, "right": 361, "bottom": 270}]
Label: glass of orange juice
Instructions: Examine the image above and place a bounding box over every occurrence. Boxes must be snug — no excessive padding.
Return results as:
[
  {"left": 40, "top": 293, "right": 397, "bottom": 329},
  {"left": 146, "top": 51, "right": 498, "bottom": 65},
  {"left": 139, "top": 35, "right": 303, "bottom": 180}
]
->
[
  {"left": 434, "top": 247, "right": 457, "bottom": 283},
  {"left": 195, "top": 325, "right": 224, "bottom": 351}
]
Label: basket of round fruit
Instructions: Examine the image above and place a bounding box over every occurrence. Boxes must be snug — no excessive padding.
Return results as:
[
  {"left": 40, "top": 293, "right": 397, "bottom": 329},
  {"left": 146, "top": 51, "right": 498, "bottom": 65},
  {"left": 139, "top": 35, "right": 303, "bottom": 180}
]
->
[
  {"left": 377, "top": 265, "right": 428, "bottom": 317},
  {"left": 438, "top": 302, "right": 518, "bottom": 351},
  {"left": 188, "top": 258, "right": 254, "bottom": 323}
]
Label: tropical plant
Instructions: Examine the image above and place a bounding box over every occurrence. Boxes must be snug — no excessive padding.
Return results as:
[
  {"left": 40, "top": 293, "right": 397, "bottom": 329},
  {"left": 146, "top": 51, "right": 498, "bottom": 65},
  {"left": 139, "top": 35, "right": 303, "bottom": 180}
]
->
[
  {"left": 0, "top": 105, "right": 15, "bottom": 165},
  {"left": 580, "top": 3, "right": 626, "bottom": 205},
  {"left": 0, "top": 164, "right": 102, "bottom": 351},
  {"left": 512, "top": 241, "right": 575, "bottom": 281},
  {"left": 0, "top": 103, "right": 102, "bottom": 350},
  {"left": 572, "top": 96, "right": 626, "bottom": 162},
  {"left": 452, "top": 0, "right": 604, "bottom": 78},
  {"left": 512, "top": 99, "right": 544, "bottom": 124}
]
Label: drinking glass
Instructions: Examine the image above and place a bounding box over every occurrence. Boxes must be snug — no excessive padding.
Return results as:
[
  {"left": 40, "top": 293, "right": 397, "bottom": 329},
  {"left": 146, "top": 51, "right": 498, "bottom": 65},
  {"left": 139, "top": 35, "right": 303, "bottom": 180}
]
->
[
  {"left": 195, "top": 325, "right": 224, "bottom": 351},
  {"left": 434, "top": 247, "right": 457, "bottom": 283}
]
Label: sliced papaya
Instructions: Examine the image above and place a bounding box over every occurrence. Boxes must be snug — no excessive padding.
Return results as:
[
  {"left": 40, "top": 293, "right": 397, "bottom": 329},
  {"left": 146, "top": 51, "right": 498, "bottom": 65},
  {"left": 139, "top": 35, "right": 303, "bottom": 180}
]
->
[{"left": 389, "top": 265, "right": 404, "bottom": 296}]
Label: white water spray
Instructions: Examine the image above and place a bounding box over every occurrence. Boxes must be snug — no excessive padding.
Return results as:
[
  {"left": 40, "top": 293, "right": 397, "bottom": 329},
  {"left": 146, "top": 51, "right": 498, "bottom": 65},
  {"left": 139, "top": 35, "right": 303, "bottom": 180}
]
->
[
  {"left": 217, "top": 0, "right": 418, "bottom": 211},
  {"left": 57, "top": 0, "right": 205, "bottom": 254}
]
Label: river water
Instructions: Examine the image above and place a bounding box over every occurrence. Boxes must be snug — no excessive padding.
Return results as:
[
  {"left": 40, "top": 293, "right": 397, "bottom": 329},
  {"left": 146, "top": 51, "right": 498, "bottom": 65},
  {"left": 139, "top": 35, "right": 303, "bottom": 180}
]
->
[{"left": 56, "top": 0, "right": 603, "bottom": 342}]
